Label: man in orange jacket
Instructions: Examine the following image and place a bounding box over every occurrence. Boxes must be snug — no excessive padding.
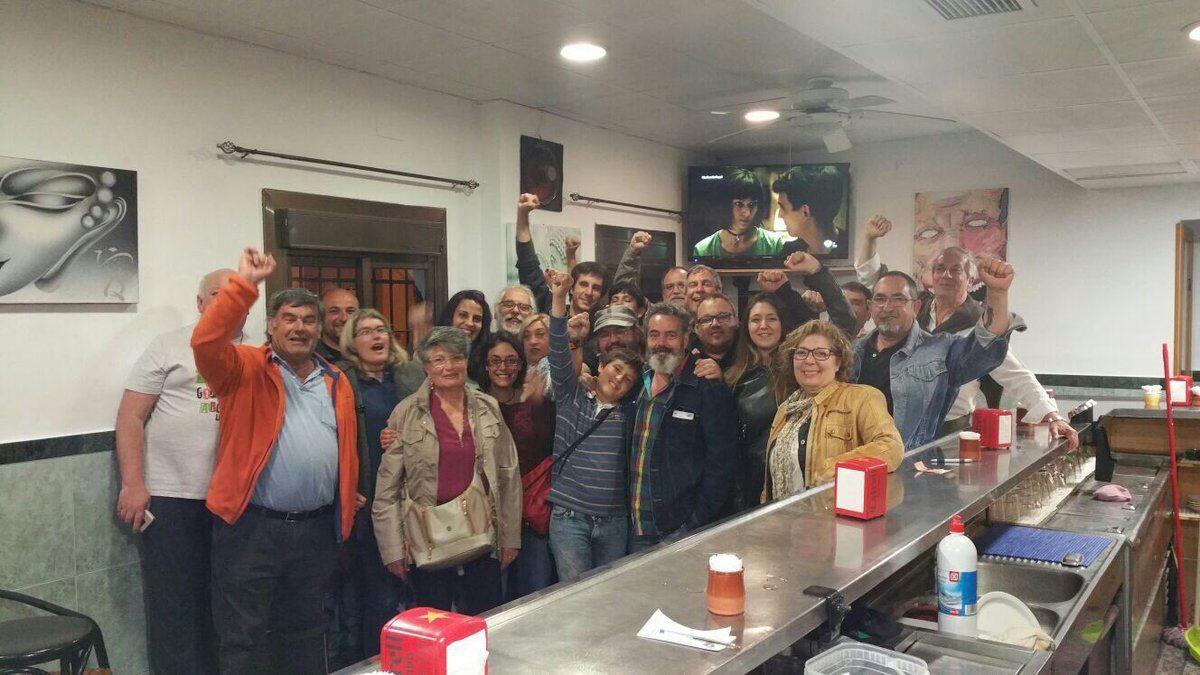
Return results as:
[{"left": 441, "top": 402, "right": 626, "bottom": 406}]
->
[{"left": 192, "top": 247, "right": 361, "bottom": 675}]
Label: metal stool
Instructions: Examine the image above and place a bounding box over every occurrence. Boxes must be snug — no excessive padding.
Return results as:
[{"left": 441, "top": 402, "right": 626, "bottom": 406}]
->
[{"left": 0, "top": 589, "right": 110, "bottom": 675}]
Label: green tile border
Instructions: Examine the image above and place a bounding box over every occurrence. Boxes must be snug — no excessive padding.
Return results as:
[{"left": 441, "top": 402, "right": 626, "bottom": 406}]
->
[
  {"left": 0, "top": 431, "right": 114, "bottom": 466},
  {"left": 1035, "top": 374, "right": 1164, "bottom": 390}
]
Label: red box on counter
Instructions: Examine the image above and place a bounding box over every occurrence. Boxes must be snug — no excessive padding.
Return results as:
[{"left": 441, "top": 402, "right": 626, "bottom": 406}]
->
[
  {"left": 972, "top": 408, "right": 1013, "bottom": 449},
  {"left": 380, "top": 607, "right": 488, "bottom": 675},
  {"left": 834, "top": 457, "right": 888, "bottom": 520},
  {"left": 1169, "top": 375, "right": 1193, "bottom": 407}
]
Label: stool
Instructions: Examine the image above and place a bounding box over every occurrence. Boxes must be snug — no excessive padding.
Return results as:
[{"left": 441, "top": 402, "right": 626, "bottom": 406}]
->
[{"left": 0, "top": 589, "right": 110, "bottom": 675}]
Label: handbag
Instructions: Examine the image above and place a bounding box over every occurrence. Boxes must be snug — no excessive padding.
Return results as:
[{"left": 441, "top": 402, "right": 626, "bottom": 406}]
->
[
  {"left": 402, "top": 467, "right": 497, "bottom": 571},
  {"left": 521, "top": 406, "right": 617, "bottom": 536}
]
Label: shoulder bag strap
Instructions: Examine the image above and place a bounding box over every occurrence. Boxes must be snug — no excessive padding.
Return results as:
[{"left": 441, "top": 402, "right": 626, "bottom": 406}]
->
[{"left": 552, "top": 405, "right": 616, "bottom": 477}]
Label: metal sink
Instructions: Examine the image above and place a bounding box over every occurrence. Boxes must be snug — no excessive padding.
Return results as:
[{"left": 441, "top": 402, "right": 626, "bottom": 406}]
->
[{"left": 977, "top": 561, "right": 1085, "bottom": 605}]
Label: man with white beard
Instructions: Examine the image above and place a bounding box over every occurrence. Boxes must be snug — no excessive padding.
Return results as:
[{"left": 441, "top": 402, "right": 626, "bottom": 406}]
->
[
  {"left": 627, "top": 302, "right": 738, "bottom": 552},
  {"left": 493, "top": 284, "right": 537, "bottom": 333}
]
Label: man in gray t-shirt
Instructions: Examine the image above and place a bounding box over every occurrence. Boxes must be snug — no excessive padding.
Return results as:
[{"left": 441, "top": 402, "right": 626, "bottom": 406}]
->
[{"left": 114, "top": 268, "right": 243, "bottom": 675}]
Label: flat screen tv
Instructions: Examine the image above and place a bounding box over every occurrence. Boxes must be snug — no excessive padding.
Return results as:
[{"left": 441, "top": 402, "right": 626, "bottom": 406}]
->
[{"left": 685, "top": 163, "right": 851, "bottom": 269}]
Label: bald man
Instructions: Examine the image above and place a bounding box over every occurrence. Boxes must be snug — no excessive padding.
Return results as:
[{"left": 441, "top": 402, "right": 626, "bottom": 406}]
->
[
  {"left": 317, "top": 287, "right": 359, "bottom": 363},
  {"left": 115, "top": 268, "right": 245, "bottom": 675}
]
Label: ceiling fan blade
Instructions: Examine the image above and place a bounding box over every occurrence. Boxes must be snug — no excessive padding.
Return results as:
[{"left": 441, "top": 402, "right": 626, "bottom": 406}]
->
[
  {"left": 843, "top": 95, "right": 896, "bottom": 109},
  {"left": 709, "top": 94, "right": 789, "bottom": 115},
  {"left": 822, "top": 126, "right": 853, "bottom": 154},
  {"left": 857, "top": 109, "right": 957, "bottom": 124},
  {"left": 705, "top": 124, "right": 766, "bottom": 144}
]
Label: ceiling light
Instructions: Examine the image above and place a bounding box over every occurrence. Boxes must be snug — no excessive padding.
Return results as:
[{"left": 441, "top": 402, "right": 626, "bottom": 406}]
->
[
  {"left": 1187, "top": 21, "right": 1200, "bottom": 42},
  {"left": 744, "top": 109, "right": 780, "bottom": 123},
  {"left": 560, "top": 42, "right": 606, "bottom": 62}
]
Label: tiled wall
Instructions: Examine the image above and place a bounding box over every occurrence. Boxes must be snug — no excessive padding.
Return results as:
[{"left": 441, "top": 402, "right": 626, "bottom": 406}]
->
[{"left": 0, "top": 450, "right": 148, "bottom": 674}]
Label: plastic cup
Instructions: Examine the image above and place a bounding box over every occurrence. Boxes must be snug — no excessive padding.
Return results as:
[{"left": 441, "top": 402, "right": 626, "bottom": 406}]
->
[
  {"left": 959, "top": 431, "right": 981, "bottom": 461},
  {"left": 706, "top": 554, "right": 745, "bottom": 616}
]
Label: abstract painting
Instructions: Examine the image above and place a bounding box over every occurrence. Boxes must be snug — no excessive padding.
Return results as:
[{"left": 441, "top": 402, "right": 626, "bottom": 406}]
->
[
  {"left": 0, "top": 155, "right": 138, "bottom": 303},
  {"left": 912, "top": 188, "right": 1008, "bottom": 291},
  {"left": 520, "top": 135, "right": 563, "bottom": 212},
  {"left": 504, "top": 222, "right": 581, "bottom": 285}
]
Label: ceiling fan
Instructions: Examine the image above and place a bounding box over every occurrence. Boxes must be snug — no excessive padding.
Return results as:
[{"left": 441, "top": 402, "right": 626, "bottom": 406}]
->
[{"left": 706, "top": 77, "right": 956, "bottom": 153}]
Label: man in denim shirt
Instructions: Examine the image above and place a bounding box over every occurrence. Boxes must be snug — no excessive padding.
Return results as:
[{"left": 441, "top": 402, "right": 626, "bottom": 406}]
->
[{"left": 852, "top": 255, "right": 1021, "bottom": 448}]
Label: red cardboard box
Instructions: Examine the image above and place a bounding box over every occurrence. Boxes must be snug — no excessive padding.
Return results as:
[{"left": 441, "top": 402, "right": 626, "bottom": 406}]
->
[
  {"left": 834, "top": 457, "right": 888, "bottom": 520},
  {"left": 972, "top": 408, "right": 1013, "bottom": 449},
  {"left": 380, "top": 607, "right": 488, "bottom": 675}
]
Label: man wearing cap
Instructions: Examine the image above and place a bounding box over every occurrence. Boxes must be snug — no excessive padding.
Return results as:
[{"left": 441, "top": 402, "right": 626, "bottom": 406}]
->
[{"left": 581, "top": 305, "right": 641, "bottom": 375}]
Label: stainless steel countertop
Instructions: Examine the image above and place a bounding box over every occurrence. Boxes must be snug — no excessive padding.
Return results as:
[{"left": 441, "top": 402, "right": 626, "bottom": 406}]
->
[
  {"left": 459, "top": 426, "right": 1075, "bottom": 674},
  {"left": 1039, "top": 460, "right": 1168, "bottom": 546},
  {"left": 1104, "top": 407, "right": 1200, "bottom": 420}
]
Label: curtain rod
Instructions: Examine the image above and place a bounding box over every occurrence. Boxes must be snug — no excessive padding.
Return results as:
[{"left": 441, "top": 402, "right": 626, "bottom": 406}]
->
[
  {"left": 568, "top": 192, "right": 683, "bottom": 219},
  {"left": 216, "top": 141, "right": 480, "bottom": 191}
]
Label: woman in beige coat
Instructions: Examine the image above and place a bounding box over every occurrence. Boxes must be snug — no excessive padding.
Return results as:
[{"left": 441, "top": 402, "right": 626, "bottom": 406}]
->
[
  {"left": 373, "top": 326, "right": 521, "bottom": 614},
  {"left": 763, "top": 320, "right": 904, "bottom": 500}
]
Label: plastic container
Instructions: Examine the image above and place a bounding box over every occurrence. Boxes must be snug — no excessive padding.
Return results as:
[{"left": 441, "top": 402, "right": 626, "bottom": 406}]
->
[
  {"left": 804, "top": 643, "right": 928, "bottom": 675},
  {"left": 936, "top": 515, "right": 978, "bottom": 638}
]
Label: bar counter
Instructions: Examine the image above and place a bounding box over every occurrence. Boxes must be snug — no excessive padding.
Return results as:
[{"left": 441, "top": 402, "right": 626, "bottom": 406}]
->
[{"left": 339, "top": 425, "right": 1076, "bottom": 674}]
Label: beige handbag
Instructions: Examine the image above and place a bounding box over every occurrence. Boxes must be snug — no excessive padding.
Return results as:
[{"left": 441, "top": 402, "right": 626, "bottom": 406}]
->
[{"left": 402, "top": 467, "right": 496, "bottom": 570}]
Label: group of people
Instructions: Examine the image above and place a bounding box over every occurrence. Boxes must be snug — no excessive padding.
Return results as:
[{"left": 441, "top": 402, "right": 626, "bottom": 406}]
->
[{"left": 113, "top": 193, "right": 1076, "bottom": 675}]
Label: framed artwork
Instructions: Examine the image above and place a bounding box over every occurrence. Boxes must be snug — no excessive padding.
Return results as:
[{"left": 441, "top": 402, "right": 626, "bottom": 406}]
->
[
  {"left": 0, "top": 155, "right": 138, "bottom": 303},
  {"left": 912, "top": 188, "right": 1009, "bottom": 291},
  {"left": 520, "top": 135, "right": 563, "bottom": 212},
  {"left": 595, "top": 224, "right": 677, "bottom": 302},
  {"left": 504, "top": 222, "right": 580, "bottom": 285}
]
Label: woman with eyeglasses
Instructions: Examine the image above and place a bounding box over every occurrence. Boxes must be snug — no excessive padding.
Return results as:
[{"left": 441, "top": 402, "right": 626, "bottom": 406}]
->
[
  {"left": 479, "top": 331, "right": 557, "bottom": 599},
  {"left": 762, "top": 320, "right": 903, "bottom": 500},
  {"left": 336, "top": 309, "right": 425, "bottom": 656}
]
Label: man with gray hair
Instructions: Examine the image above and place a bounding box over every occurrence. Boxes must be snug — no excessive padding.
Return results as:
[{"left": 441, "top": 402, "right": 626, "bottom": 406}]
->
[
  {"left": 627, "top": 302, "right": 738, "bottom": 552},
  {"left": 115, "top": 267, "right": 241, "bottom": 675},
  {"left": 494, "top": 283, "right": 537, "bottom": 333},
  {"left": 192, "top": 248, "right": 361, "bottom": 675},
  {"left": 685, "top": 264, "right": 722, "bottom": 315}
]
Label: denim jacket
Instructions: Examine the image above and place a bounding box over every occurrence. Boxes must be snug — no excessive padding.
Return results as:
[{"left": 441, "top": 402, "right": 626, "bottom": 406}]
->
[{"left": 851, "top": 315, "right": 1024, "bottom": 448}]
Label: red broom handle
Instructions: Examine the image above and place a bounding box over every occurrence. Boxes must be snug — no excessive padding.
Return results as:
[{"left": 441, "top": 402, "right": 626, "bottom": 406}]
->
[{"left": 1164, "top": 343, "right": 1190, "bottom": 628}]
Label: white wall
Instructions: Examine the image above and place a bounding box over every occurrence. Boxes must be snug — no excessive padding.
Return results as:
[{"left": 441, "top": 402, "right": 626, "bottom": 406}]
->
[
  {"left": 0, "top": 0, "right": 690, "bottom": 443},
  {"left": 735, "top": 132, "right": 1200, "bottom": 378}
]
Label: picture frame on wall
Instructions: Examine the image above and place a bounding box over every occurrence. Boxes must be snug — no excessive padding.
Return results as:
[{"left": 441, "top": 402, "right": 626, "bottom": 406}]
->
[
  {"left": 594, "top": 224, "right": 677, "bottom": 302},
  {"left": 520, "top": 135, "right": 564, "bottom": 212},
  {"left": 0, "top": 155, "right": 138, "bottom": 303}
]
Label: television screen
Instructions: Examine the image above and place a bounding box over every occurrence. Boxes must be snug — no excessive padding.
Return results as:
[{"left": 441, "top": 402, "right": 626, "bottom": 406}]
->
[{"left": 685, "top": 164, "right": 851, "bottom": 269}]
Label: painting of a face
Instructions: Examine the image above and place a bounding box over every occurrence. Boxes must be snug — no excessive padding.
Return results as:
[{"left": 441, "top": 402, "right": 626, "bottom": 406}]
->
[
  {"left": 912, "top": 188, "right": 1007, "bottom": 290},
  {"left": 0, "top": 157, "right": 137, "bottom": 303}
]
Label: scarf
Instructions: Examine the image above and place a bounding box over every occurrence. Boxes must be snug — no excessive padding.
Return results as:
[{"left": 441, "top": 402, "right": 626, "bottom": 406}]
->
[{"left": 766, "top": 388, "right": 816, "bottom": 500}]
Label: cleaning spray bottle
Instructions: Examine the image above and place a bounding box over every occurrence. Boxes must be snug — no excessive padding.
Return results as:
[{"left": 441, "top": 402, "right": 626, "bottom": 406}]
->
[{"left": 936, "top": 514, "right": 978, "bottom": 637}]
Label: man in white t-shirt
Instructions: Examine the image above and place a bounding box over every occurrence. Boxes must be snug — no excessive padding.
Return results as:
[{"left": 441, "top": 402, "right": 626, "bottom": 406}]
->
[{"left": 114, "top": 268, "right": 243, "bottom": 675}]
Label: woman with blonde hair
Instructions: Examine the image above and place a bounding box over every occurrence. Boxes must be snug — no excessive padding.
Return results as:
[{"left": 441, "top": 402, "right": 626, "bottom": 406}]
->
[
  {"left": 337, "top": 308, "right": 425, "bottom": 655},
  {"left": 763, "top": 320, "right": 903, "bottom": 500}
]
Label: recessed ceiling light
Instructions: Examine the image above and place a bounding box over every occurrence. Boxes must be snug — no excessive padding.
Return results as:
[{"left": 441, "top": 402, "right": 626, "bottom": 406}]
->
[
  {"left": 560, "top": 42, "right": 606, "bottom": 62},
  {"left": 1187, "top": 21, "right": 1200, "bottom": 42},
  {"left": 744, "top": 109, "right": 780, "bottom": 123}
]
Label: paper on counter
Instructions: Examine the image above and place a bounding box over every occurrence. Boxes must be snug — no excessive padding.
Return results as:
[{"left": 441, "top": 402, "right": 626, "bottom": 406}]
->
[
  {"left": 914, "top": 461, "right": 952, "bottom": 476},
  {"left": 637, "top": 609, "right": 735, "bottom": 652}
]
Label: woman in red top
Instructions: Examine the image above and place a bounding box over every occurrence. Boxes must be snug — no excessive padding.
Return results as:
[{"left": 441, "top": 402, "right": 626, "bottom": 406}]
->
[{"left": 480, "top": 331, "right": 556, "bottom": 599}]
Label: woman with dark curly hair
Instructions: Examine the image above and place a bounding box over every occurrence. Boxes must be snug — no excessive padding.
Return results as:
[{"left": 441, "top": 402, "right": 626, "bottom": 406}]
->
[{"left": 438, "top": 289, "right": 492, "bottom": 382}]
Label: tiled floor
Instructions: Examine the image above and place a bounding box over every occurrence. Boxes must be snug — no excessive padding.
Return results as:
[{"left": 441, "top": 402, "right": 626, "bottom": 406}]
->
[{"left": 1159, "top": 643, "right": 1200, "bottom": 674}]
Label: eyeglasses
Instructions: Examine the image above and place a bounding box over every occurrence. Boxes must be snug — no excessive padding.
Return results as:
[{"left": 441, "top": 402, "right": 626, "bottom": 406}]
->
[
  {"left": 792, "top": 348, "right": 837, "bottom": 362},
  {"left": 354, "top": 326, "right": 391, "bottom": 338},
  {"left": 870, "top": 295, "right": 914, "bottom": 308},
  {"left": 499, "top": 300, "right": 533, "bottom": 312},
  {"left": 487, "top": 356, "right": 522, "bottom": 368},
  {"left": 426, "top": 354, "right": 467, "bottom": 368},
  {"left": 932, "top": 264, "right": 967, "bottom": 278},
  {"left": 696, "top": 312, "right": 735, "bottom": 327}
]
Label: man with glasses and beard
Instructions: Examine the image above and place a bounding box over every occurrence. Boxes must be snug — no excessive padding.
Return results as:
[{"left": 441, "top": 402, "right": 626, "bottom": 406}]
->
[
  {"left": 853, "top": 256, "right": 1022, "bottom": 449},
  {"left": 627, "top": 303, "right": 737, "bottom": 552}
]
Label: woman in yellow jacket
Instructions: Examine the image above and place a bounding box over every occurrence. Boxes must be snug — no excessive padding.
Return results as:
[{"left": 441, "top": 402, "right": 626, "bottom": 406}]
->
[{"left": 763, "top": 320, "right": 903, "bottom": 500}]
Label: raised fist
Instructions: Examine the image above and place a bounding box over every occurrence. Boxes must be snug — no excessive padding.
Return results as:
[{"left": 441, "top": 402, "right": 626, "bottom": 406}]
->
[
  {"left": 977, "top": 255, "right": 1014, "bottom": 292},
  {"left": 756, "top": 269, "right": 787, "bottom": 293},
  {"left": 784, "top": 251, "right": 822, "bottom": 276},
  {"left": 546, "top": 269, "right": 570, "bottom": 298},
  {"left": 564, "top": 235, "right": 581, "bottom": 255},
  {"left": 866, "top": 215, "right": 892, "bottom": 240},
  {"left": 567, "top": 312, "right": 591, "bottom": 341},
  {"left": 237, "top": 247, "right": 276, "bottom": 286},
  {"left": 629, "top": 231, "right": 652, "bottom": 254},
  {"left": 801, "top": 289, "right": 826, "bottom": 312},
  {"left": 518, "top": 193, "right": 541, "bottom": 214}
]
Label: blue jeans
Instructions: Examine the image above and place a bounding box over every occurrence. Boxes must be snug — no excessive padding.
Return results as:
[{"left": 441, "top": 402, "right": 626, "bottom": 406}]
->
[
  {"left": 548, "top": 505, "right": 629, "bottom": 582},
  {"left": 506, "top": 526, "right": 556, "bottom": 600}
]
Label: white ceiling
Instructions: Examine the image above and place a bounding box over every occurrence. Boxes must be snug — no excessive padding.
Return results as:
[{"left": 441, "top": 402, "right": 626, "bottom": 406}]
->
[
  {"left": 80, "top": 0, "right": 965, "bottom": 156},
  {"left": 751, "top": 0, "right": 1200, "bottom": 187}
]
